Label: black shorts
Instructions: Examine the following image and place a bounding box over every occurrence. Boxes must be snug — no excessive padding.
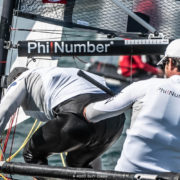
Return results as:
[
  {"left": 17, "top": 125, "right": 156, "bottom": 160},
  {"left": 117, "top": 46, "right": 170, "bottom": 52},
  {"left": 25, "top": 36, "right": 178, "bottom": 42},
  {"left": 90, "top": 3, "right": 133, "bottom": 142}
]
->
[{"left": 23, "top": 93, "right": 125, "bottom": 168}]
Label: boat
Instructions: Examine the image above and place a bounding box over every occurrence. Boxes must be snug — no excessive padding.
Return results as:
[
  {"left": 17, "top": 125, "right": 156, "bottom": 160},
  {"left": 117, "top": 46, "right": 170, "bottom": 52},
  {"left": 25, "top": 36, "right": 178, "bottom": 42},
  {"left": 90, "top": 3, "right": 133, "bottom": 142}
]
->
[{"left": 0, "top": 0, "right": 180, "bottom": 179}]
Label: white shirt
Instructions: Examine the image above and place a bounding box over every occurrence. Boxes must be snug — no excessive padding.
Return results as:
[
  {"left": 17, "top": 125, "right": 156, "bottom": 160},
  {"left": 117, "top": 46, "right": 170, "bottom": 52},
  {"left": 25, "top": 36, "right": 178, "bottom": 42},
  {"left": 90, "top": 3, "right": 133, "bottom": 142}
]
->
[
  {"left": 0, "top": 67, "right": 107, "bottom": 136},
  {"left": 86, "top": 75, "right": 180, "bottom": 173}
]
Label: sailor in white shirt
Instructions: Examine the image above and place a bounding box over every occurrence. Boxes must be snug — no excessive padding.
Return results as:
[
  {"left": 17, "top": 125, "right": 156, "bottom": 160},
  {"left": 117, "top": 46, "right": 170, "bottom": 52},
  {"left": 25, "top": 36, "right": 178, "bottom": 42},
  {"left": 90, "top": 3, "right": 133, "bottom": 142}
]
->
[
  {"left": 0, "top": 67, "right": 125, "bottom": 169},
  {"left": 84, "top": 39, "right": 180, "bottom": 173}
]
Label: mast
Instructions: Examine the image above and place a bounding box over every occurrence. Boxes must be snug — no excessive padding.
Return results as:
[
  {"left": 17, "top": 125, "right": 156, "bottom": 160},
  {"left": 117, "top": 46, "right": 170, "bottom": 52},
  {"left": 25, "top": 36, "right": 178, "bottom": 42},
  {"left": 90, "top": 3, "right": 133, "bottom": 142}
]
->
[{"left": 0, "top": 0, "right": 18, "bottom": 97}]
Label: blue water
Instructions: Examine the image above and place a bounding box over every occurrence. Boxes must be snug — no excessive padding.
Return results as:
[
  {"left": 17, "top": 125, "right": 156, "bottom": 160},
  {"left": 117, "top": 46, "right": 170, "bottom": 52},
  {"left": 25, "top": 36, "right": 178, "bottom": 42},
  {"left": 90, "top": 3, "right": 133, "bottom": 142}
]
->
[{"left": 2, "top": 64, "right": 131, "bottom": 180}]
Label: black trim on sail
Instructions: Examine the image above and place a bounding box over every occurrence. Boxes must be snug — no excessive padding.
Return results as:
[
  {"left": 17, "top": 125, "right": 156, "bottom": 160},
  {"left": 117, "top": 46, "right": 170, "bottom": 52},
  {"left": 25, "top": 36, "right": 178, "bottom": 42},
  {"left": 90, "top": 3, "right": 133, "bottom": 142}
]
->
[
  {"left": 18, "top": 39, "right": 170, "bottom": 57},
  {"left": 63, "top": 0, "right": 76, "bottom": 23}
]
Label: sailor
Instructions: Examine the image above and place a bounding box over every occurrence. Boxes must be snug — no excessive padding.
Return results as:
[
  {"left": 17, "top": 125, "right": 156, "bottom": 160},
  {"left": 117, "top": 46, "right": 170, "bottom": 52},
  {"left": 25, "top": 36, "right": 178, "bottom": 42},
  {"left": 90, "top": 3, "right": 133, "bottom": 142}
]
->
[
  {"left": 117, "top": 55, "right": 163, "bottom": 78},
  {"left": 0, "top": 67, "right": 125, "bottom": 169},
  {"left": 84, "top": 39, "right": 180, "bottom": 173}
]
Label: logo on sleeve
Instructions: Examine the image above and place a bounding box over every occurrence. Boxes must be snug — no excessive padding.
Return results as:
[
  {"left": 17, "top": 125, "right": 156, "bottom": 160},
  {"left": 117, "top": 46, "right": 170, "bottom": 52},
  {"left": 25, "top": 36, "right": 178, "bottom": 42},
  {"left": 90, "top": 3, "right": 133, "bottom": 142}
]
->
[
  {"left": 8, "top": 82, "right": 17, "bottom": 90},
  {"left": 104, "top": 93, "right": 120, "bottom": 104}
]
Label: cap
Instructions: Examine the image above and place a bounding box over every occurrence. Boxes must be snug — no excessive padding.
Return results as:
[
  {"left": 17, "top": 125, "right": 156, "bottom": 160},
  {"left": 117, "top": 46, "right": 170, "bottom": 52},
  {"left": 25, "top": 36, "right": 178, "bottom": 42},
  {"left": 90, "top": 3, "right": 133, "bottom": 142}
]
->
[
  {"left": 7, "top": 67, "right": 28, "bottom": 86},
  {"left": 157, "top": 39, "right": 180, "bottom": 65}
]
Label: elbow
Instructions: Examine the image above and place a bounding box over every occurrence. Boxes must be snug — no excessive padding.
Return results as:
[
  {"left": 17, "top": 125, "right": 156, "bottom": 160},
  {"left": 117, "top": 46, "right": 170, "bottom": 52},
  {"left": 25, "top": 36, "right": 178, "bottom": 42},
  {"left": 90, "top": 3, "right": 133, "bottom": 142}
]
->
[
  {"left": 85, "top": 103, "right": 119, "bottom": 123},
  {"left": 84, "top": 103, "right": 106, "bottom": 123}
]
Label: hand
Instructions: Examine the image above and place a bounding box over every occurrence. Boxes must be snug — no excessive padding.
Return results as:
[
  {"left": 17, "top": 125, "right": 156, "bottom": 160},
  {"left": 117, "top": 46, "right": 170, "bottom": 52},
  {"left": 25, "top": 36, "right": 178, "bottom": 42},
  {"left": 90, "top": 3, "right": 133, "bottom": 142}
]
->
[
  {"left": 83, "top": 107, "right": 87, "bottom": 120},
  {"left": 83, "top": 107, "right": 91, "bottom": 123}
]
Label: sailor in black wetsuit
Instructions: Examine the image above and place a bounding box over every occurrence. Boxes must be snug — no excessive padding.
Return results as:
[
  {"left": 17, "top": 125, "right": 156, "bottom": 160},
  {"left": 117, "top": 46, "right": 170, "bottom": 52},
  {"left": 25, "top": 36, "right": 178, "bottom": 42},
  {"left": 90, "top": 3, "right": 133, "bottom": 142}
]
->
[{"left": 0, "top": 67, "right": 125, "bottom": 169}]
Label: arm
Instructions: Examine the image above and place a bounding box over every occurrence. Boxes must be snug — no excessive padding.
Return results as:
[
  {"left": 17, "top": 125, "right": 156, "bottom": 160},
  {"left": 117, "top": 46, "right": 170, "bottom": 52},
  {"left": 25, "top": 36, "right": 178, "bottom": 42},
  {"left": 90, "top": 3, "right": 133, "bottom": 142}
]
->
[
  {"left": 0, "top": 76, "right": 27, "bottom": 136},
  {"left": 84, "top": 81, "right": 145, "bottom": 123}
]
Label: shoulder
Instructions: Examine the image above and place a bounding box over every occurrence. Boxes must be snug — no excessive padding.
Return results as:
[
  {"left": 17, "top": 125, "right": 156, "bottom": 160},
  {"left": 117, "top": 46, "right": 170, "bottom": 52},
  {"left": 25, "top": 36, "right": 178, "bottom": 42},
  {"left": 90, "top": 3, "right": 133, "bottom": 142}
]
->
[
  {"left": 169, "top": 75, "right": 180, "bottom": 83},
  {"left": 131, "top": 77, "right": 165, "bottom": 88},
  {"left": 121, "top": 78, "right": 166, "bottom": 97}
]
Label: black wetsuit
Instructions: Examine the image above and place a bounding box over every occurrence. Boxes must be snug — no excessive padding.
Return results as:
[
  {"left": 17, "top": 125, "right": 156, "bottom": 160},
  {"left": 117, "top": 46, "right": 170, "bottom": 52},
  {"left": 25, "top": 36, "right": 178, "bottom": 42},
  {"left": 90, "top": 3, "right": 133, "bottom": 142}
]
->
[{"left": 23, "top": 93, "right": 125, "bottom": 167}]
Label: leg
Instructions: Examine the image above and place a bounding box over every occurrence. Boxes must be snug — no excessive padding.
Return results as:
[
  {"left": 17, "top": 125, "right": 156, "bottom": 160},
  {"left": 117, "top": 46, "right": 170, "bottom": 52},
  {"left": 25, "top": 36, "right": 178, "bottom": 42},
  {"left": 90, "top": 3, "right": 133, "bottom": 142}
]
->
[
  {"left": 66, "top": 146, "right": 105, "bottom": 168},
  {"left": 66, "top": 114, "right": 125, "bottom": 169},
  {"left": 91, "top": 157, "right": 102, "bottom": 170},
  {"left": 23, "top": 113, "right": 94, "bottom": 165},
  {"left": 23, "top": 113, "right": 125, "bottom": 169}
]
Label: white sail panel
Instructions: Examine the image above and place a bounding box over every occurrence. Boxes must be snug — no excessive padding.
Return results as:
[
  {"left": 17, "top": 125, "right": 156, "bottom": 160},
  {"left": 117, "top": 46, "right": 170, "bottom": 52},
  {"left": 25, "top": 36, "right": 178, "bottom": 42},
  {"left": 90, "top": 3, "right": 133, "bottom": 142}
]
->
[{"left": 18, "top": 0, "right": 134, "bottom": 34}]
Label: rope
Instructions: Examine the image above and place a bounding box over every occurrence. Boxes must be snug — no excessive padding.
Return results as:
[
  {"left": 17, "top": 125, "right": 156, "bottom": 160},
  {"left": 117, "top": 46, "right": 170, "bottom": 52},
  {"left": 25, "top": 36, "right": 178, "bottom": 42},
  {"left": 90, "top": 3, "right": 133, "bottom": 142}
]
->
[
  {"left": 0, "top": 174, "right": 9, "bottom": 180},
  {"left": 6, "top": 120, "right": 40, "bottom": 162},
  {"left": 0, "top": 113, "right": 16, "bottom": 160},
  {"left": 5, "top": 118, "right": 67, "bottom": 169},
  {"left": 33, "top": 121, "right": 42, "bottom": 133},
  {"left": 0, "top": 145, "right": 8, "bottom": 180},
  {"left": 60, "top": 153, "right": 66, "bottom": 167},
  {"left": 6, "top": 119, "right": 67, "bottom": 169},
  {"left": 0, "top": 143, "right": 5, "bottom": 160},
  {"left": 9, "top": 109, "right": 19, "bottom": 159}
]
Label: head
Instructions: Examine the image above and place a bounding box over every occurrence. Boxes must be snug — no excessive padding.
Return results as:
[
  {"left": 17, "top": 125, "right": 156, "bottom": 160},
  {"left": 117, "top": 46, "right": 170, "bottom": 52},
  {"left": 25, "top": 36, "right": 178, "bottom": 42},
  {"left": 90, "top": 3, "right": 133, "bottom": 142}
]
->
[
  {"left": 7, "top": 67, "right": 28, "bottom": 86},
  {"left": 157, "top": 39, "right": 180, "bottom": 78}
]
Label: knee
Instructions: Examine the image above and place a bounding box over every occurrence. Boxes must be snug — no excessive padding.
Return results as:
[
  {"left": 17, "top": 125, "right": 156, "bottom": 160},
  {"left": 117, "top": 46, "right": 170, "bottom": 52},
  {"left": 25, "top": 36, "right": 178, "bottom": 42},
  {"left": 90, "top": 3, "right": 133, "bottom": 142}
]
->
[
  {"left": 23, "top": 139, "right": 48, "bottom": 165},
  {"left": 23, "top": 139, "right": 34, "bottom": 163},
  {"left": 66, "top": 152, "right": 93, "bottom": 168}
]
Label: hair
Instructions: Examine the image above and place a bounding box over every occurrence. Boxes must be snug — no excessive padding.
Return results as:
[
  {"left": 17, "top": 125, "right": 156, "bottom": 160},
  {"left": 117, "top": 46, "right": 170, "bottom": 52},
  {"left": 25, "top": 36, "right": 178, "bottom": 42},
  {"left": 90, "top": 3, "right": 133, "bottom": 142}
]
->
[
  {"left": 164, "top": 57, "right": 180, "bottom": 72},
  {"left": 6, "top": 67, "right": 29, "bottom": 86},
  {"left": 170, "top": 57, "right": 180, "bottom": 72}
]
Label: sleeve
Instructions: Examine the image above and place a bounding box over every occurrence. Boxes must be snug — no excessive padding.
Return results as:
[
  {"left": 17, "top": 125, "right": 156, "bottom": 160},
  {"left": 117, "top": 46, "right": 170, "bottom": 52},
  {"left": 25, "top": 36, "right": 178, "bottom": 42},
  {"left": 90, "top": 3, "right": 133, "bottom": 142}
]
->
[
  {"left": 85, "top": 80, "right": 147, "bottom": 123},
  {"left": 0, "top": 77, "right": 27, "bottom": 136}
]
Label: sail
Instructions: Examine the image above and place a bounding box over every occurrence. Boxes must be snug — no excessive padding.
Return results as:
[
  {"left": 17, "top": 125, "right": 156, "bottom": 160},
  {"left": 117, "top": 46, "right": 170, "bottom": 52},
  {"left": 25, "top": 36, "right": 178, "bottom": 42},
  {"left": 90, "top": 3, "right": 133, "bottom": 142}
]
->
[
  {"left": 132, "top": 0, "right": 180, "bottom": 39},
  {"left": 15, "top": 0, "right": 135, "bottom": 37},
  {"left": 14, "top": 0, "right": 180, "bottom": 39},
  {"left": 42, "top": 0, "right": 67, "bottom": 3},
  {"left": 12, "top": 0, "right": 180, "bottom": 58}
]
